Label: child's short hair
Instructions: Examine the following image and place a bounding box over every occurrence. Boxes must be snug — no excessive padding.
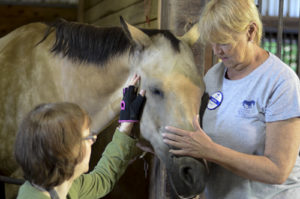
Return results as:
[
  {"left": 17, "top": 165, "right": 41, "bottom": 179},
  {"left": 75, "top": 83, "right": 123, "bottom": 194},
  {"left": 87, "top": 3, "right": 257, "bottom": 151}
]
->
[{"left": 15, "top": 102, "right": 91, "bottom": 189}]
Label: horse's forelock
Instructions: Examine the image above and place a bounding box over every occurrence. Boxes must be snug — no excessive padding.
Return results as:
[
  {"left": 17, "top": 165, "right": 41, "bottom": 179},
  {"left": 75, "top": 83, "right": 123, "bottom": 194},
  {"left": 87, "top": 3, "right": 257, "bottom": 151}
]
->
[{"left": 142, "top": 29, "right": 180, "bottom": 53}]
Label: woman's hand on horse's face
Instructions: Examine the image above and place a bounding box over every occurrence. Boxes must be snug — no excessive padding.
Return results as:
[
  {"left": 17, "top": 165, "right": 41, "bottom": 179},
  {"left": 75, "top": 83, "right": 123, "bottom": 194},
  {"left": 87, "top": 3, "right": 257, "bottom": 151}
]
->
[{"left": 162, "top": 115, "right": 214, "bottom": 159}]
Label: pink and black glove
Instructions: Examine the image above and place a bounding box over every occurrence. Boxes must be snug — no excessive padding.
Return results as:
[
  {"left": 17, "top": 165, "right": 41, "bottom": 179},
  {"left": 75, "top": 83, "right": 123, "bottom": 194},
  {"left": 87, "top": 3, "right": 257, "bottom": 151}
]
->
[{"left": 119, "top": 86, "right": 146, "bottom": 123}]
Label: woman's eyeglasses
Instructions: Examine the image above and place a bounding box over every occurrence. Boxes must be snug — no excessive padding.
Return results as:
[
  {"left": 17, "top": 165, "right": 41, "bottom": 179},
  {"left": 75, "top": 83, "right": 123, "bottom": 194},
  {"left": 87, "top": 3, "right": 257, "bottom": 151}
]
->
[{"left": 83, "top": 131, "right": 98, "bottom": 143}]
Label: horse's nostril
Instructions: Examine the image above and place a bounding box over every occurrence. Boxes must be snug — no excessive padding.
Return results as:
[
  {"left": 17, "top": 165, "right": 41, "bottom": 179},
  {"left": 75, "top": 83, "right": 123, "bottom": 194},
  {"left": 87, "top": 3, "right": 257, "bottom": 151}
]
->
[
  {"left": 180, "top": 166, "right": 194, "bottom": 185},
  {"left": 168, "top": 156, "right": 208, "bottom": 198}
]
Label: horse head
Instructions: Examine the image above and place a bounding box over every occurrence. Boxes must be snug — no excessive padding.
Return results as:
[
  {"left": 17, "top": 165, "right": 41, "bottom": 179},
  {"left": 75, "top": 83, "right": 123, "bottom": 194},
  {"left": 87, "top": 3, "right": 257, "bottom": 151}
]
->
[{"left": 121, "top": 18, "right": 208, "bottom": 198}]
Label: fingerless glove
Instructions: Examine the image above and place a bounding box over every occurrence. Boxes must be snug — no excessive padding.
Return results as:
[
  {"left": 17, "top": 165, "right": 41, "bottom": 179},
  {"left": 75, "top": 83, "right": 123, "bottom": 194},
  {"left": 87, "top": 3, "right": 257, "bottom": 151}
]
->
[{"left": 119, "top": 86, "right": 146, "bottom": 123}]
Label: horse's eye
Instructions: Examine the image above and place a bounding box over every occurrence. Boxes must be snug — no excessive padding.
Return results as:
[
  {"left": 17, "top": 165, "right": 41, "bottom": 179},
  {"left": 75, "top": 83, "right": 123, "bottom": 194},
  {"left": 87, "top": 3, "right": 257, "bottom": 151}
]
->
[{"left": 150, "top": 87, "right": 164, "bottom": 98}]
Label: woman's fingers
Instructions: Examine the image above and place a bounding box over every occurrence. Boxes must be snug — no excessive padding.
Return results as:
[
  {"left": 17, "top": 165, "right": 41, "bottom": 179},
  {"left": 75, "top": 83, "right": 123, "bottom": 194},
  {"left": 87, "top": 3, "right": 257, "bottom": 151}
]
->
[
  {"left": 165, "top": 115, "right": 200, "bottom": 137},
  {"left": 165, "top": 126, "right": 188, "bottom": 136},
  {"left": 169, "top": 149, "right": 186, "bottom": 155},
  {"left": 163, "top": 137, "right": 185, "bottom": 148},
  {"left": 162, "top": 132, "right": 180, "bottom": 140}
]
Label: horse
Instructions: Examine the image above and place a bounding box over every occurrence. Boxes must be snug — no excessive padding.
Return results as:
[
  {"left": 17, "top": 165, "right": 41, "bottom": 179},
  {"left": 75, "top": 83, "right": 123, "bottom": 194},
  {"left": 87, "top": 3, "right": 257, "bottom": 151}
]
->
[{"left": 0, "top": 17, "right": 208, "bottom": 198}]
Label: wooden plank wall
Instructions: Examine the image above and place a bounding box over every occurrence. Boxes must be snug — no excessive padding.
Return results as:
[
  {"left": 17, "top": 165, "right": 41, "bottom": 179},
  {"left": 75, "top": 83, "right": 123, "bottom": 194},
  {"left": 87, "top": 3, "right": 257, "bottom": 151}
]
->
[
  {"left": 0, "top": 3, "right": 77, "bottom": 37},
  {"left": 82, "top": 0, "right": 158, "bottom": 28}
]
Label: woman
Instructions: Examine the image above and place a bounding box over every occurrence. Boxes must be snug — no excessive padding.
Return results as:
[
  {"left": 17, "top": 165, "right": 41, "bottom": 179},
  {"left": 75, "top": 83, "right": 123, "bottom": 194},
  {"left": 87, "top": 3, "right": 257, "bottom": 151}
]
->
[
  {"left": 14, "top": 75, "right": 146, "bottom": 199},
  {"left": 162, "top": 0, "right": 300, "bottom": 198}
]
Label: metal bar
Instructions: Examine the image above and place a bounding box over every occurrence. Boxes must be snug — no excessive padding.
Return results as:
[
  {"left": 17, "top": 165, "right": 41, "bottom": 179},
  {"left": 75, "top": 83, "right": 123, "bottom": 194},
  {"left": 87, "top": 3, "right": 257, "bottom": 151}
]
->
[
  {"left": 266, "top": 0, "right": 270, "bottom": 16},
  {"left": 277, "top": 0, "right": 284, "bottom": 59},
  {"left": 287, "top": 0, "right": 290, "bottom": 17},
  {"left": 298, "top": 3, "right": 300, "bottom": 77},
  {"left": 0, "top": 175, "right": 25, "bottom": 185}
]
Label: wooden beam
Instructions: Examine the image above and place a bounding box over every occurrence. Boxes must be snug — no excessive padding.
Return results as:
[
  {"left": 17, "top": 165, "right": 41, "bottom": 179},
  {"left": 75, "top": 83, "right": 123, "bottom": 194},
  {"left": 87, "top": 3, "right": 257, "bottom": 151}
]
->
[{"left": 0, "top": 175, "right": 24, "bottom": 185}]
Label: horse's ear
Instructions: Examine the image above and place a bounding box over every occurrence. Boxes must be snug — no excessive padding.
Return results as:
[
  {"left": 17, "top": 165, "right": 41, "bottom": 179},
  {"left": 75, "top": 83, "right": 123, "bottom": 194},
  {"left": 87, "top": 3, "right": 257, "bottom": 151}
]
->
[
  {"left": 178, "top": 23, "right": 200, "bottom": 46},
  {"left": 120, "top": 16, "right": 152, "bottom": 49}
]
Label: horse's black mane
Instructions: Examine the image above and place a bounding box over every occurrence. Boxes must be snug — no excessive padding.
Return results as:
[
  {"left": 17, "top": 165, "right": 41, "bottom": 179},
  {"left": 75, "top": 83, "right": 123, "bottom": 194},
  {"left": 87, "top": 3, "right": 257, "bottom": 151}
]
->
[{"left": 41, "top": 19, "right": 180, "bottom": 65}]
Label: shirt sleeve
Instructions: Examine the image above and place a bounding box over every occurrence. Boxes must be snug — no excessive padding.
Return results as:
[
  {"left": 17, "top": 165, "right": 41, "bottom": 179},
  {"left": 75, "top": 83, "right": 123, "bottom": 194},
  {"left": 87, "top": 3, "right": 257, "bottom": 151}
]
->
[
  {"left": 266, "top": 71, "right": 300, "bottom": 122},
  {"left": 69, "top": 128, "right": 137, "bottom": 199}
]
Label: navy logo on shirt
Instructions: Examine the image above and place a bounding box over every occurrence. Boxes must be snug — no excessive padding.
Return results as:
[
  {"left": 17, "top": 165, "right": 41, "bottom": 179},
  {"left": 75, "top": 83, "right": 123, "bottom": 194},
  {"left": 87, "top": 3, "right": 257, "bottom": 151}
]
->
[
  {"left": 242, "top": 100, "right": 255, "bottom": 109},
  {"left": 238, "top": 100, "right": 256, "bottom": 117}
]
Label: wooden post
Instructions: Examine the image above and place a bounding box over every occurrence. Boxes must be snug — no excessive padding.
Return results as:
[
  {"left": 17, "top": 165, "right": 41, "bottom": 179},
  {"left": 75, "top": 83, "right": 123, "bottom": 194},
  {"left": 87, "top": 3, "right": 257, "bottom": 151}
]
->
[
  {"left": 159, "top": 0, "right": 211, "bottom": 75},
  {"left": 158, "top": 0, "right": 169, "bottom": 29},
  {"left": 276, "top": 0, "right": 284, "bottom": 59},
  {"left": 77, "top": 0, "right": 84, "bottom": 22}
]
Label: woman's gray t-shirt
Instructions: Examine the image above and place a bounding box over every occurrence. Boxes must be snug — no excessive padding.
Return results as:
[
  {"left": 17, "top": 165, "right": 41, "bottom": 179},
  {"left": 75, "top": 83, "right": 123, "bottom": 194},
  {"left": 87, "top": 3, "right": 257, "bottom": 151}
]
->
[{"left": 202, "top": 53, "right": 300, "bottom": 199}]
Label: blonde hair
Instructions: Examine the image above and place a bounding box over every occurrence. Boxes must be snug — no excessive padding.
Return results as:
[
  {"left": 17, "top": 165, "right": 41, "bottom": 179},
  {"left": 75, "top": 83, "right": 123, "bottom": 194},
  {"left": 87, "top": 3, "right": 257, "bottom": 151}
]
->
[{"left": 199, "top": 0, "right": 263, "bottom": 45}]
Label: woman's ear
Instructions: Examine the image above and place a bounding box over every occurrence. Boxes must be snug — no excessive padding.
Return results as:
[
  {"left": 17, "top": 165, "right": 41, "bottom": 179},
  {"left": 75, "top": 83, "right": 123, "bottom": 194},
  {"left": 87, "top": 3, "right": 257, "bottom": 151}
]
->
[{"left": 247, "top": 22, "right": 257, "bottom": 42}]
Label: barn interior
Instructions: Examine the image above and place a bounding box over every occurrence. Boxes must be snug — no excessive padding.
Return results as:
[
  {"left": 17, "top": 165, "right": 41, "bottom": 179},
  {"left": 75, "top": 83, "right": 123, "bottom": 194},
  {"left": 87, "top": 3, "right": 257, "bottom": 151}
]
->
[{"left": 0, "top": 0, "right": 299, "bottom": 199}]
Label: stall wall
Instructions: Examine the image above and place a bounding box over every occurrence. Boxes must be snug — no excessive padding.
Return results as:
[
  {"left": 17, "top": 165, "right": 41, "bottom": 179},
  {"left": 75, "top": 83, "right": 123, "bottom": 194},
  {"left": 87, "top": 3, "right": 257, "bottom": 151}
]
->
[
  {"left": 0, "top": 3, "right": 77, "bottom": 37},
  {"left": 82, "top": 0, "right": 158, "bottom": 28}
]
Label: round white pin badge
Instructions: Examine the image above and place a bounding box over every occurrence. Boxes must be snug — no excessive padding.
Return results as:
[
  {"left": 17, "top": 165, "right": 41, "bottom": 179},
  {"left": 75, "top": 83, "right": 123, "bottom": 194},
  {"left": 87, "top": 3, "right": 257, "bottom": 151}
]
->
[{"left": 207, "top": 91, "right": 223, "bottom": 110}]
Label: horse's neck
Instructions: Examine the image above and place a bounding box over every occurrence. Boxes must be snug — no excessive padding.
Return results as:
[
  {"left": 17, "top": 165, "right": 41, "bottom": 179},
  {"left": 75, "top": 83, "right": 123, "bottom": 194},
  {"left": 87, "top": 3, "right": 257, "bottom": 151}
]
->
[
  {"left": 90, "top": 89, "right": 123, "bottom": 132},
  {"left": 55, "top": 53, "right": 132, "bottom": 133}
]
